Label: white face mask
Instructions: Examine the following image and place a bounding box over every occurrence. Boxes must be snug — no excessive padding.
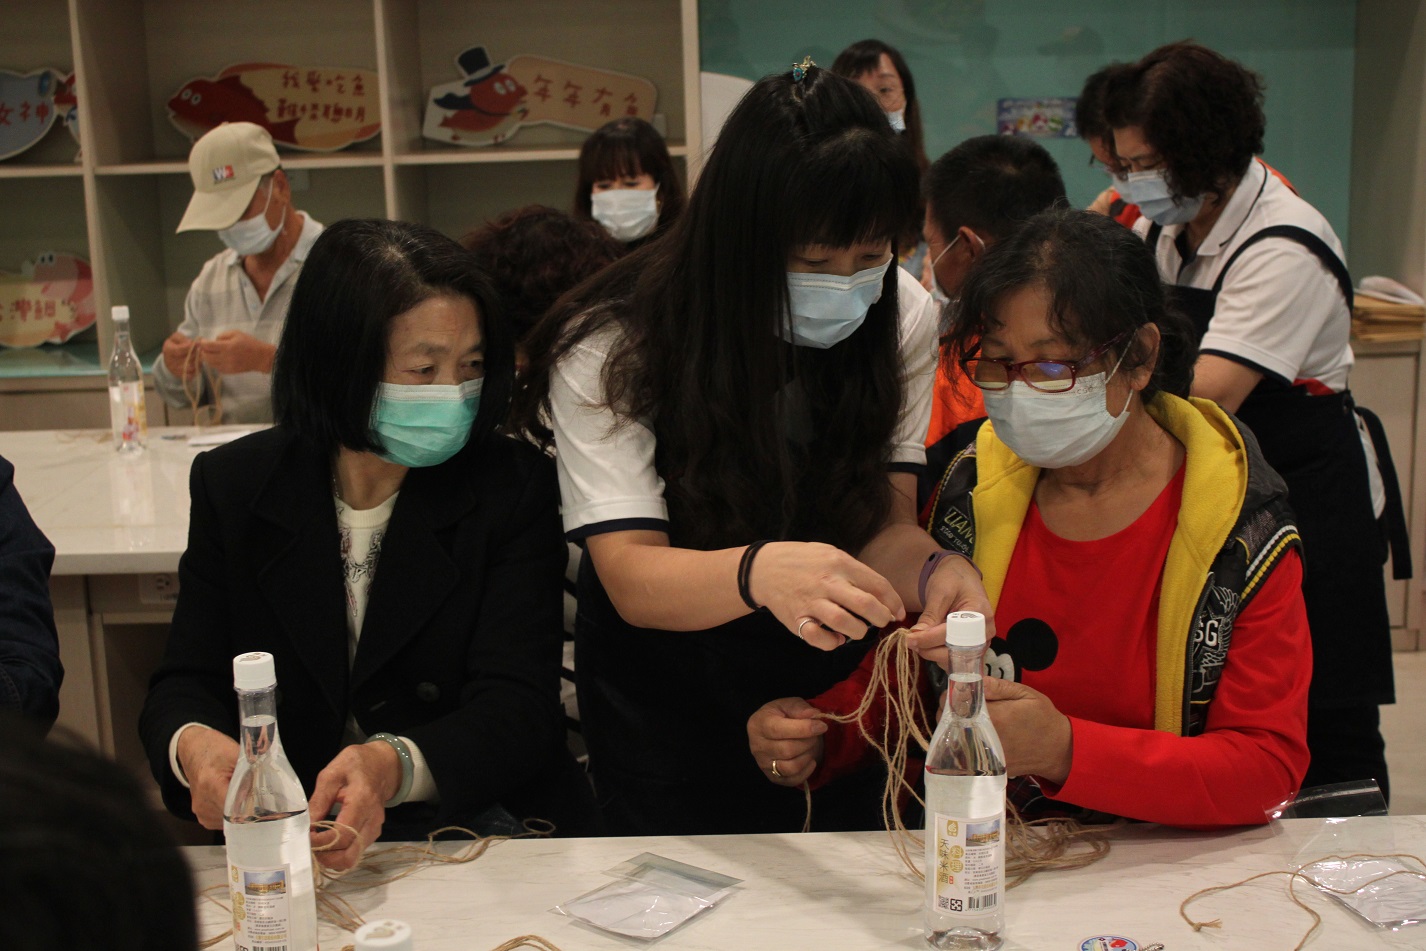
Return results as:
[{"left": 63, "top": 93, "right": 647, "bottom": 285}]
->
[
  {"left": 885, "top": 108, "right": 906, "bottom": 133},
  {"left": 1118, "top": 168, "right": 1204, "bottom": 226},
  {"left": 981, "top": 349, "right": 1133, "bottom": 469},
  {"left": 781, "top": 257, "right": 892, "bottom": 349},
  {"left": 591, "top": 187, "right": 660, "bottom": 242},
  {"left": 218, "top": 179, "right": 285, "bottom": 256},
  {"left": 928, "top": 234, "right": 961, "bottom": 305}
]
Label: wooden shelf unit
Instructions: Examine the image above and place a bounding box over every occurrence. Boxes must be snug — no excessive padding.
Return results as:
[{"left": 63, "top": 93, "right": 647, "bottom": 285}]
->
[{"left": 0, "top": 0, "right": 701, "bottom": 369}]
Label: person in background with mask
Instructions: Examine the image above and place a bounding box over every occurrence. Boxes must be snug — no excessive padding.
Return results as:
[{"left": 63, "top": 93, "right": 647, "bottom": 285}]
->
[
  {"left": 517, "top": 65, "right": 990, "bottom": 836},
  {"left": 154, "top": 122, "right": 323, "bottom": 424},
  {"left": 140, "top": 219, "right": 596, "bottom": 870},
  {"left": 572, "top": 117, "right": 684, "bottom": 249},
  {"left": 752, "top": 210, "right": 1312, "bottom": 828},
  {"left": 1105, "top": 42, "right": 1404, "bottom": 803},
  {"left": 832, "top": 39, "right": 930, "bottom": 277},
  {"left": 920, "top": 135, "right": 1067, "bottom": 454}
]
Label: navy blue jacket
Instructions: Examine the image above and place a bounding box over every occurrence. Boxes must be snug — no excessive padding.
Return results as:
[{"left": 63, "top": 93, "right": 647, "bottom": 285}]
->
[{"left": 0, "top": 455, "right": 63, "bottom": 728}]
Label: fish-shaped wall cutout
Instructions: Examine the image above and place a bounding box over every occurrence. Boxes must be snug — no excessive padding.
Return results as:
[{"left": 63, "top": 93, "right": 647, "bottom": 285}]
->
[
  {"left": 0, "top": 252, "right": 96, "bottom": 348},
  {"left": 423, "top": 46, "right": 658, "bottom": 147},
  {"left": 168, "top": 63, "right": 381, "bottom": 152}
]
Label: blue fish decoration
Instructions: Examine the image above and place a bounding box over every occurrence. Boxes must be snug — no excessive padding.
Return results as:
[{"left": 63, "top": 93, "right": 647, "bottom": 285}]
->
[{"left": 0, "top": 69, "right": 63, "bottom": 161}]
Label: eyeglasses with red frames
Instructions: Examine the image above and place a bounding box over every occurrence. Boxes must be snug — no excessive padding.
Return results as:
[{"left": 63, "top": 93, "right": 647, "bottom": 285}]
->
[{"left": 961, "top": 329, "right": 1134, "bottom": 393}]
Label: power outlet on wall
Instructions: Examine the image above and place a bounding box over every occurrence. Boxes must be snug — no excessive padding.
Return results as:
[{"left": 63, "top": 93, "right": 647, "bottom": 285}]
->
[{"left": 138, "top": 572, "right": 180, "bottom": 604}]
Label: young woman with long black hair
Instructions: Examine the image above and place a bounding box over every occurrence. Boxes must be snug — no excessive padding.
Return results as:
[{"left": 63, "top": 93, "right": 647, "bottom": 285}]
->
[{"left": 518, "top": 65, "right": 989, "bottom": 835}]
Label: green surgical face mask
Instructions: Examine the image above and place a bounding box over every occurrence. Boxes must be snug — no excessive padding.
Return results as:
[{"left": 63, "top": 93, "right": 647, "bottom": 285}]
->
[{"left": 370, "top": 379, "right": 482, "bottom": 468}]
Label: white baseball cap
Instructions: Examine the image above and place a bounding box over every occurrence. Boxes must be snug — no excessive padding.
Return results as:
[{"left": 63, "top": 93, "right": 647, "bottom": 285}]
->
[{"left": 177, "top": 122, "right": 280, "bottom": 233}]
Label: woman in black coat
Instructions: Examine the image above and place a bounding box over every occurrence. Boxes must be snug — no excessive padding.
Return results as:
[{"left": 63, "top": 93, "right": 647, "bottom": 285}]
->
[{"left": 140, "top": 219, "right": 594, "bottom": 869}]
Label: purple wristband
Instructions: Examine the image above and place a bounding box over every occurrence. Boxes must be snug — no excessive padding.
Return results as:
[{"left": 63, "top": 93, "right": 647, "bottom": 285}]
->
[{"left": 918, "top": 549, "right": 980, "bottom": 607}]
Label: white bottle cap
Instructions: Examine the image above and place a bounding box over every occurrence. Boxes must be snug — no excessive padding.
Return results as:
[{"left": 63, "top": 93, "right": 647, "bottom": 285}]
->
[
  {"left": 111, "top": 305, "right": 130, "bottom": 325},
  {"left": 945, "top": 611, "right": 986, "bottom": 648},
  {"left": 355, "top": 919, "right": 414, "bottom": 950},
  {"left": 232, "top": 651, "right": 276, "bottom": 690}
]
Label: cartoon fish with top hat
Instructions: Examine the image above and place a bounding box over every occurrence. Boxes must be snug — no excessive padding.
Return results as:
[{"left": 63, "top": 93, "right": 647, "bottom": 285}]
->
[{"left": 432, "top": 47, "right": 527, "bottom": 143}]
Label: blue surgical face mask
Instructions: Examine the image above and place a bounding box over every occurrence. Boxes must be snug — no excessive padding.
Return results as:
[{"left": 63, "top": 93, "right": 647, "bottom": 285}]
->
[
  {"left": 781, "top": 257, "right": 893, "bottom": 349},
  {"left": 591, "top": 187, "right": 659, "bottom": 242},
  {"left": 1119, "top": 168, "right": 1204, "bottom": 226},
  {"left": 218, "top": 179, "right": 284, "bottom": 256},
  {"left": 370, "top": 378, "right": 482, "bottom": 468}
]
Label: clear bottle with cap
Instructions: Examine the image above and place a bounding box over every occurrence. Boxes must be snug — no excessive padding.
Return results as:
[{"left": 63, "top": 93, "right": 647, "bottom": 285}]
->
[
  {"left": 106, "top": 305, "right": 147, "bottom": 454},
  {"left": 356, "top": 919, "right": 414, "bottom": 950},
  {"left": 223, "top": 651, "right": 318, "bottom": 951},
  {"left": 923, "top": 610, "right": 1006, "bottom": 950}
]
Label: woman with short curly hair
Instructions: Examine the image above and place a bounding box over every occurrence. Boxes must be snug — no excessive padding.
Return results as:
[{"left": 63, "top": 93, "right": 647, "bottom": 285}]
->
[{"left": 1104, "top": 41, "right": 1402, "bottom": 806}]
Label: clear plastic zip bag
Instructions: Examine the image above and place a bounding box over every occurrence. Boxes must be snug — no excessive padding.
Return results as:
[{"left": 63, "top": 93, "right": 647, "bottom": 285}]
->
[{"left": 553, "top": 853, "right": 741, "bottom": 940}]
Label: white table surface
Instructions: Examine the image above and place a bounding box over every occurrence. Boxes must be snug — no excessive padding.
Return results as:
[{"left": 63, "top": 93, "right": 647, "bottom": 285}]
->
[
  {"left": 0, "top": 426, "right": 251, "bottom": 574},
  {"left": 187, "top": 818, "right": 1426, "bottom": 951}
]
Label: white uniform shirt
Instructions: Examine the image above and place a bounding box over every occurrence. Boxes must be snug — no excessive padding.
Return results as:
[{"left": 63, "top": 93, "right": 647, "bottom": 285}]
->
[
  {"left": 153, "top": 212, "right": 324, "bottom": 424},
  {"left": 550, "top": 267, "right": 939, "bottom": 539},
  {"left": 1135, "top": 160, "right": 1353, "bottom": 391}
]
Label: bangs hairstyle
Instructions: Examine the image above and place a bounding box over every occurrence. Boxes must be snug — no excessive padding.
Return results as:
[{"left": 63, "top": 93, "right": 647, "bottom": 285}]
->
[
  {"left": 273, "top": 218, "right": 514, "bottom": 457},
  {"left": 517, "top": 66, "right": 919, "bottom": 552},
  {"left": 573, "top": 117, "right": 685, "bottom": 229},
  {"left": 1103, "top": 40, "right": 1265, "bottom": 201},
  {"left": 944, "top": 208, "right": 1195, "bottom": 405}
]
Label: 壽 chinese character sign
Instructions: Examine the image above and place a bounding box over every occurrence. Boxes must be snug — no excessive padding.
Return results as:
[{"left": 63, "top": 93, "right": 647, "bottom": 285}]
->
[
  {"left": 0, "top": 68, "right": 66, "bottom": 161},
  {"left": 423, "top": 45, "right": 657, "bottom": 147},
  {"left": 0, "top": 252, "right": 95, "bottom": 349},
  {"left": 168, "top": 63, "right": 381, "bottom": 152}
]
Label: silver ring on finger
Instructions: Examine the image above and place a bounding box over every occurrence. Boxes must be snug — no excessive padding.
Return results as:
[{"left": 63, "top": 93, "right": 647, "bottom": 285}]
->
[
  {"left": 796, "top": 617, "right": 817, "bottom": 641},
  {"left": 770, "top": 759, "right": 782, "bottom": 778}
]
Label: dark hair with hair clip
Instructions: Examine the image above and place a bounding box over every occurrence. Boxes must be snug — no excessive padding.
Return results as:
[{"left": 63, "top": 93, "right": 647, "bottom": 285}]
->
[
  {"left": 273, "top": 218, "right": 515, "bottom": 458},
  {"left": 462, "top": 204, "right": 623, "bottom": 345},
  {"left": 517, "top": 65, "right": 919, "bottom": 552},
  {"left": 924, "top": 134, "right": 1067, "bottom": 244},
  {"left": 1103, "top": 40, "right": 1266, "bottom": 202},
  {"left": 573, "top": 117, "right": 685, "bottom": 240},
  {"left": 943, "top": 207, "right": 1196, "bottom": 406}
]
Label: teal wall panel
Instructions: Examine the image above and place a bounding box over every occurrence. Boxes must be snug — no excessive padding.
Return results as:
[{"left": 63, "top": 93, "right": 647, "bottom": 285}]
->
[{"left": 700, "top": 0, "right": 1355, "bottom": 246}]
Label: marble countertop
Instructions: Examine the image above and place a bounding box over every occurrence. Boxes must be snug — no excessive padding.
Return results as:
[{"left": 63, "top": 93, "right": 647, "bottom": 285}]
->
[
  {"left": 0, "top": 427, "right": 251, "bottom": 574},
  {"left": 185, "top": 817, "right": 1426, "bottom": 950}
]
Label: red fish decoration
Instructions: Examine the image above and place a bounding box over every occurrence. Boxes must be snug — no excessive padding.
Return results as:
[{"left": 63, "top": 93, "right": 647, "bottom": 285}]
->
[{"left": 168, "top": 63, "right": 381, "bottom": 152}]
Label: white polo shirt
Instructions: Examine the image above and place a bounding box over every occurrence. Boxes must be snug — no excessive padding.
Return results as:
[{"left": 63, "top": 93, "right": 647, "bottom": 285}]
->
[
  {"left": 1135, "top": 160, "right": 1353, "bottom": 392},
  {"left": 550, "top": 266, "right": 939, "bottom": 539},
  {"left": 153, "top": 212, "right": 324, "bottom": 424}
]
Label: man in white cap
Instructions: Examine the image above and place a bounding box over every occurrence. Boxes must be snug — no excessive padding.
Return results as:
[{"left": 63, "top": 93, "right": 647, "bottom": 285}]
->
[{"left": 153, "top": 122, "right": 323, "bottom": 424}]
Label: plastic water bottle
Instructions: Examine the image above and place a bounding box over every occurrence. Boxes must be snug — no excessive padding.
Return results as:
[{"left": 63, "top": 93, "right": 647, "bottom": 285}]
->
[
  {"left": 223, "top": 651, "right": 319, "bottom": 951},
  {"left": 106, "top": 305, "right": 147, "bottom": 453},
  {"left": 924, "top": 611, "right": 1006, "bottom": 949},
  {"left": 356, "top": 919, "right": 414, "bottom": 950}
]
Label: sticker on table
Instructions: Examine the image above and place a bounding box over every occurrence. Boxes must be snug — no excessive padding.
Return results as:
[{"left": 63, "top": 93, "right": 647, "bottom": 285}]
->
[
  {"left": 167, "top": 64, "right": 381, "bottom": 152},
  {"left": 0, "top": 68, "right": 66, "bottom": 161},
  {"left": 1078, "top": 937, "right": 1147, "bottom": 951},
  {"left": 423, "top": 45, "right": 657, "bottom": 147},
  {"left": 0, "top": 252, "right": 96, "bottom": 348},
  {"left": 996, "top": 97, "right": 1078, "bottom": 139}
]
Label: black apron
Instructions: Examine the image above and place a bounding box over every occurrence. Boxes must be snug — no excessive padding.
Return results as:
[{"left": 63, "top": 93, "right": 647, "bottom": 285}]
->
[
  {"left": 1148, "top": 222, "right": 1407, "bottom": 709},
  {"left": 574, "top": 553, "right": 888, "bottom": 835}
]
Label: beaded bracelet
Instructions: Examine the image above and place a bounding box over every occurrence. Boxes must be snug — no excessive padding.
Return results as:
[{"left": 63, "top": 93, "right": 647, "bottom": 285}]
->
[
  {"left": 918, "top": 549, "right": 982, "bottom": 608},
  {"left": 367, "top": 732, "right": 415, "bottom": 808},
  {"left": 738, "top": 540, "right": 773, "bottom": 611}
]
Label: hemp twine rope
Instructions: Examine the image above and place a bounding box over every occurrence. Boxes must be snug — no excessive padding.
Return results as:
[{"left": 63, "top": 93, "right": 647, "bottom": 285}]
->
[
  {"left": 198, "top": 819, "right": 567, "bottom": 951},
  {"left": 1179, "top": 851, "right": 1426, "bottom": 950},
  {"left": 800, "top": 628, "right": 1114, "bottom": 886},
  {"left": 180, "top": 339, "right": 223, "bottom": 429}
]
